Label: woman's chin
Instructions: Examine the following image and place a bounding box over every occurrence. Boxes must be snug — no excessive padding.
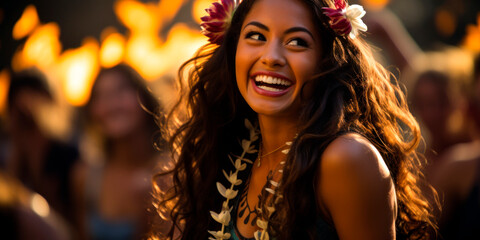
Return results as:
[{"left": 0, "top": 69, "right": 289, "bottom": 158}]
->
[{"left": 248, "top": 100, "right": 299, "bottom": 118}]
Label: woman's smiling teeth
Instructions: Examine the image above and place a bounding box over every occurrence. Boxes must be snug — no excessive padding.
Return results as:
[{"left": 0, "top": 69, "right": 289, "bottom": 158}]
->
[{"left": 254, "top": 75, "right": 292, "bottom": 92}]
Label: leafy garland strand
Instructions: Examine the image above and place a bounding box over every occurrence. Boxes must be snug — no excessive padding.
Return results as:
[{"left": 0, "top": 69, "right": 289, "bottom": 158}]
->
[
  {"left": 253, "top": 143, "right": 289, "bottom": 240},
  {"left": 208, "top": 119, "right": 291, "bottom": 240},
  {"left": 208, "top": 119, "right": 259, "bottom": 240}
]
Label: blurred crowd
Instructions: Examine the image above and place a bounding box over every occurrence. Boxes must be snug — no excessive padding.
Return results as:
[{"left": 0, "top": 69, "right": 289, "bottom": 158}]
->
[
  {"left": 0, "top": 4, "right": 480, "bottom": 240},
  {"left": 0, "top": 64, "right": 170, "bottom": 240}
]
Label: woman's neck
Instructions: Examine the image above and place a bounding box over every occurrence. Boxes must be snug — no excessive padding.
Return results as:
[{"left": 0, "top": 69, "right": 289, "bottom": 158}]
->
[
  {"left": 109, "top": 129, "right": 154, "bottom": 167},
  {"left": 258, "top": 114, "right": 297, "bottom": 164}
]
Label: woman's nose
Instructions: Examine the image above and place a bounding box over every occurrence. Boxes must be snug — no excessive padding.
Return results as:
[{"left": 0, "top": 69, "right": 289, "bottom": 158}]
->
[{"left": 260, "top": 41, "right": 286, "bottom": 68}]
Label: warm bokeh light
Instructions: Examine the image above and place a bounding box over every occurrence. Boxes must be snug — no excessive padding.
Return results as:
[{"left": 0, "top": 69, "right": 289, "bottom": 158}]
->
[
  {"left": 114, "top": 0, "right": 187, "bottom": 35},
  {"left": 158, "top": 0, "right": 188, "bottom": 25},
  {"left": 156, "top": 23, "right": 206, "bottom": 75},
  {"left": 30, "top": 193, "right": 50, "bottom": 217},
  {"left": 115, "top": 0, "right": 160, "bottom": 35},
  {"left": 462, "top": 14, "right": 480, "bottom": 53},
  {"left": 192, "top": 0, "right": 213, "bottom": 24},
  {"left": 435, "top": 9, "right": 457, "bottom": 37},
  {"left": 360, "top": 0, "right": 389, "bottom": 11},
  {"left": 9, "top": 1, "right": 209, "bottom": 107},
  {"left": 0, "top": 69, "right": 10, "bottom": 115},
  {"left": 12, "top": 23, "right": 62, "bottom": 72},
  {"left": 12, "top": 4, "right": 39, "bottom": 40},
  {"left": 125, "top": 23, "right": 206, "bottom": 80},
  {"left": 99, "top": 31, "right": 126, "bottom": 68},
  {"left": 57, "top": 38, "right": 100, "bottom": 106},
  {"left": 124, "top": 34, "right": 160, "bottom": 80},
  {"left": 114, "top": 0, "right": 207, "bottom": 80}
]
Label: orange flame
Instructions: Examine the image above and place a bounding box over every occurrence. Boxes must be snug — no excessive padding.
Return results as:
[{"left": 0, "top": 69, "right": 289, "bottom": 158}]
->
[
  {"left": 462, "top": 14, "right": 480, "bottom": 53},
  {"left": 115, "top": 0, "right": 163, "bottom": 80},
  {"left": 12, "top": 5, "right": 39, "bottom": 40},
  {"left": 116, "top": 0, "right": 207, "bottom": 80},
  {"left": 156, "top": 24, "right": 206, "bottom": 75},
  {"left": 115, "top": 0, "right": 161, "bottom": 35},
  {"left": 99, "top": 30, "right": 126, "bottom": 68},
  {"left": 360, "top": 0, "right": 390, "bottom": 11},
  {"left": 0, "top": 69, "right": 10, "bottom": 115},
  {"left": 193, "top": 0, "right": 214, "bottom": 24},
  {"left": 157, "top": 0, "right": 189, "bottom": 26},
  {"left": 12, "top": 23, "right": 62, "bottom": 72},
  {"left": 128, "top": 23, "right": 206, "bottom": 80},
  {"left": 10, "top": 0, "right": 210, "bottom": 106},
  {"left": 57, "top": 38, "right": 100, "bottom": 106}
]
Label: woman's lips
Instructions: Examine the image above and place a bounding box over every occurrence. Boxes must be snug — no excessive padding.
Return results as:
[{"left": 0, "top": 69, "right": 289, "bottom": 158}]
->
[{"left": 250, "top": 72, "right": 294, "bottom": 97}]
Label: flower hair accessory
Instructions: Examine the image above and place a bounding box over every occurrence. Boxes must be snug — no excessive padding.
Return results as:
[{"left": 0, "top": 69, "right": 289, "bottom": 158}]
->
[
  {"left": 322, "top": 0, "right": 367, "bottom": 39},
  {"left": 201, "top": 0, "right": 242, "bottom": 44}
]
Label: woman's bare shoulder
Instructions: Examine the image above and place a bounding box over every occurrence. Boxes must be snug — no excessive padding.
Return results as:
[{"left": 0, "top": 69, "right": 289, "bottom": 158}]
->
[
  {"left": 316, "top": 133, "right": 396, "bottom": 240},
  {"left": 321, "top": 133, "right": 390, "bottom": 177}
]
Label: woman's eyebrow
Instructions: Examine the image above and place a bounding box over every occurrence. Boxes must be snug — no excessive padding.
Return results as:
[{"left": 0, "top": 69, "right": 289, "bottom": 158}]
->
[
  {"left": 243, "top": 22, "right": 314, "bottom": 40},
  {"left": 285, "top": 27, "right": 314, "bottom": 39},
  {"left": 243, "top": 21, "right": 269, "bottom": 31}
]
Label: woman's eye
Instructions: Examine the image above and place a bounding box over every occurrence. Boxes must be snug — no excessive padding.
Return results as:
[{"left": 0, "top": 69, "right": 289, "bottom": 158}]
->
[
  {"left": 246, "top": 32, "right": 266, "bottom": 41},
  {"left": 287, "top": 38, "right": 309, "bottom": 47}
]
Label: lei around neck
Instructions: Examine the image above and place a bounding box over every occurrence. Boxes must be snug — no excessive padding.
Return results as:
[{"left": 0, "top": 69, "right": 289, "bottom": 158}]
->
[{"left": 208, "top": 119, "right": 290, "bottom": 240}]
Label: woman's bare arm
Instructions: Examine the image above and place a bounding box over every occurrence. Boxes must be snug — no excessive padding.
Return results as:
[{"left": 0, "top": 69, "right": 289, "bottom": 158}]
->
[{"left": 316, "top": 133, "right": 397, "bottom": 240}]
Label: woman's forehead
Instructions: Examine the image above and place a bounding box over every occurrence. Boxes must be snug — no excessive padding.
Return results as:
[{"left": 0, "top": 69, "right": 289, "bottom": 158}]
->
[{"left": 242, "top": 0, "right": 316, "bottom": 30}]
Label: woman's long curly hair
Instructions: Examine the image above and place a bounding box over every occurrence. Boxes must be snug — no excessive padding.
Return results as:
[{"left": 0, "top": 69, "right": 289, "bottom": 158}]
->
[{"left": 153, "top": 0, "right": 438, "bottom": 239}]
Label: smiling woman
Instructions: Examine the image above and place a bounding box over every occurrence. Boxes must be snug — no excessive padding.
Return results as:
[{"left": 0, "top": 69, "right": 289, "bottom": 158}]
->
[
  {"left": 153, "top": 0, "right": 438, "bottom": 240},
  {"left": 235, "top": 1, "right": 321, "bottom": 117}
]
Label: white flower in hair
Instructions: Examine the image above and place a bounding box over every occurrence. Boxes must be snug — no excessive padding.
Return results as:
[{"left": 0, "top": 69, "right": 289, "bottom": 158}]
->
[
  {"left": 346, "top": 4, "right": 368, "bottom": 38},
  {"left": 322, "top": 0, "right": 368, "bottom": 39}
]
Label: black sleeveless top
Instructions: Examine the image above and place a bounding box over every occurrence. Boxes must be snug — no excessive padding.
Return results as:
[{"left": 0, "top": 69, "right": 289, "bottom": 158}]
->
[{"left": 225, "top": 167, "right": 339, "bottom": 240}]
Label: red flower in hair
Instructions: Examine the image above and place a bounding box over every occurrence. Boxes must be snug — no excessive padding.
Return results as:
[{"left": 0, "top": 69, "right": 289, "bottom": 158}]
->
[
  {"left": 200, "top": 0, "right": 241, "bottom": 44},
  {"left": 322, "top": 0, "right": 367, "bottom": 39}
]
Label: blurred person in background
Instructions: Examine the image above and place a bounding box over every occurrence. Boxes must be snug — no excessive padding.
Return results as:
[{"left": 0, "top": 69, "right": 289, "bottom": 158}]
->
[
  {"left": 411, "top": 70, "right": 471, "bottom": 178},
  {"left": 5, "top": 69, "right": 80, "bottom": 235},
  {"left": 431, "top": 54, "right": 480, "bottom": 239},
  {"left": 0, "top": 169, "right": 69, "bottom": 240},
  {"left": 74, "top": 64, "right": 167, "bottom": 240}
]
